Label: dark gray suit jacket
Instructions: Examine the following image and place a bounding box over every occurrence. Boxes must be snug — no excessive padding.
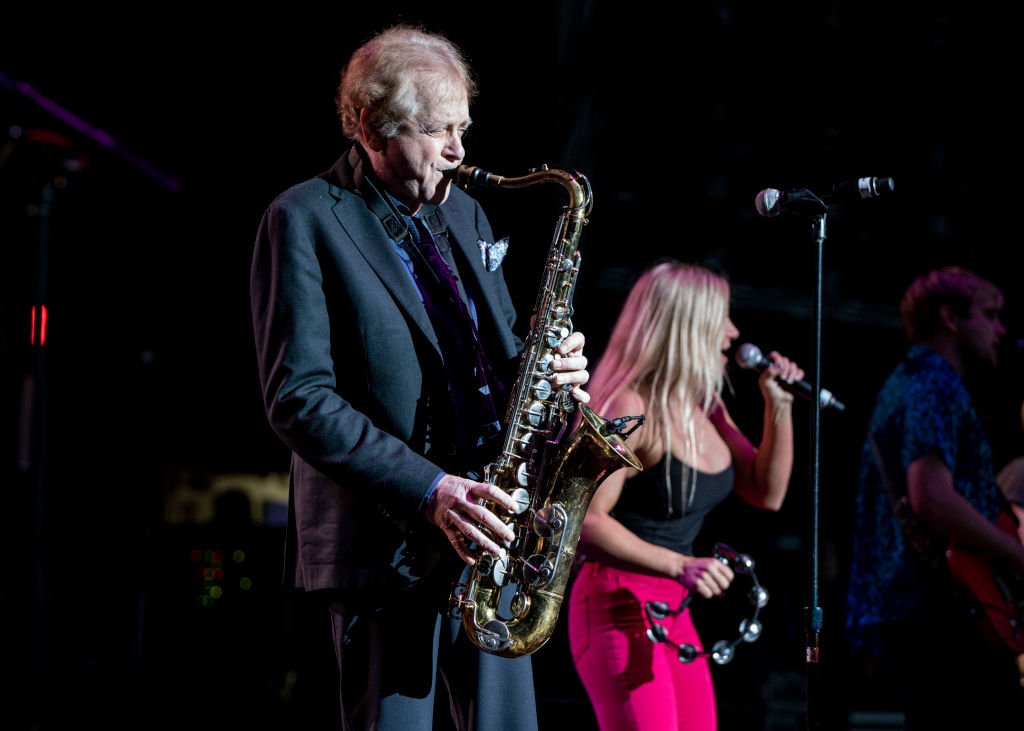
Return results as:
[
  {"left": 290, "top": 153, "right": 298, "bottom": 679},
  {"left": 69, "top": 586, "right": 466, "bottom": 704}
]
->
[{"left": 251, "top": 148, "right": 523, "bottom": 597}]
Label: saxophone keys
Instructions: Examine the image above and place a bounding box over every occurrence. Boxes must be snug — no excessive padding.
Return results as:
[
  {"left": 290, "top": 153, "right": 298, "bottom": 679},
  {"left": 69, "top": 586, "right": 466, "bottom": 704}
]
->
[
  {"left": 524, "top": 554, "right": 555, "bottom": 586},
  {"left": 525, "top": 401, "right": 545, "bottom": 426},
  {"left": 533, "top": 504, "right": 565, "bottom": 536},
  {"left": 448, "top": 583, "right": 470, "bottom": 618},
  {"left": 509, "top": 487, "right": 531, "bottom": 514},
  {"left": 510, "top": 590, "right": 531, "bottom": 619},
  {"left": 544, "top": 325, "right": 569, "bottom": 348},
  {"left": 477, "top": 620, "right": 512, "bottom": 653},
  {"left": 492, "top": 555, "right": 511, "bottom": 586}
]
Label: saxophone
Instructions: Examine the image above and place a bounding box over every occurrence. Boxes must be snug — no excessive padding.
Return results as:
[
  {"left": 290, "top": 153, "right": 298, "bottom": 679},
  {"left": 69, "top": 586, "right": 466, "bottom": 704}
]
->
[{"left": 449, "top": 163, "right": 643, "bottom": 658}]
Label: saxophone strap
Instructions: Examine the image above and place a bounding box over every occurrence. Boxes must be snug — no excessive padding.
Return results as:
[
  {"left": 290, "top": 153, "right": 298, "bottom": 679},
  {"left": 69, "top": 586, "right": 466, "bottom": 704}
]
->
[{"left": 353, "top": 146, "right": 468, "bottom": 312}]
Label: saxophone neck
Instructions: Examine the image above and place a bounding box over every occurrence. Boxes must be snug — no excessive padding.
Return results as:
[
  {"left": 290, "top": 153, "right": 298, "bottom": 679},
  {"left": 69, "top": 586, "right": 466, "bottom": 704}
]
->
[{"left": 452, "top": 163, "right": 592, "bottom": 215}]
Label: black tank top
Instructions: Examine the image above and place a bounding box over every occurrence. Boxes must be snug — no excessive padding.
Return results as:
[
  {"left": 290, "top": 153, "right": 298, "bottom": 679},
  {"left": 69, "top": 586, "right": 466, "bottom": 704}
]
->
[{"left": 612, "top": 455, "right": 734, "bottom": 555}]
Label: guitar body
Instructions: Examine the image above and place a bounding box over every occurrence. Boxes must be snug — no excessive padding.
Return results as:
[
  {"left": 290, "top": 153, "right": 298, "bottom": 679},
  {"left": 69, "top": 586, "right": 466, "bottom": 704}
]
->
[{"left": 945, "top": 510, "right": 1024, "bottom": 654}]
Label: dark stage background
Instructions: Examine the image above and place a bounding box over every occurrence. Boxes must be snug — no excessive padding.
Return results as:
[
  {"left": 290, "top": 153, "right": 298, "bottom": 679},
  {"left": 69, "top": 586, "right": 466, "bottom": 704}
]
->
[{"left": 3, "top": 3, "right": 1023, "bottom": 729}]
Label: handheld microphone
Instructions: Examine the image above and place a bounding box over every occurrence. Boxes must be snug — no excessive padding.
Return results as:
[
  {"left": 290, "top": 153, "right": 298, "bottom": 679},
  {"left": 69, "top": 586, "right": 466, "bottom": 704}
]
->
[
  {"left": 754, "top": 176, "right": 894, "bottom": 217},
  {"left": 734, "top": 343, "right": 845, "bottom": 412}
]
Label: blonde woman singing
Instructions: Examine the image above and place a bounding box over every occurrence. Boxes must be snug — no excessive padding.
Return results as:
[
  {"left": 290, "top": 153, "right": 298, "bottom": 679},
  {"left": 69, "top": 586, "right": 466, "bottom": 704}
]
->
[{"left": 568, "top": 260, "right": 803, "bottom": 731}]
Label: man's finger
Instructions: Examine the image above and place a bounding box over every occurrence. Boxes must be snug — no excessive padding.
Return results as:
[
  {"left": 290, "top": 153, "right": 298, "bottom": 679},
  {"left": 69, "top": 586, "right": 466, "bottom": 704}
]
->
[
  {"left": 570, "top": 387, "right": 591, "bottom": 404},
  {"left": 473, "top": 483, "right": 520, "bottom": 515},
  {"left": 444, "top": 525, "right": 476, "bottom": 565},
  {"left": 558, "top": 331, "right": 585, "bottom": 355},
  {"left": 458, "top": 497, "right": 515, "bottom": 545}
]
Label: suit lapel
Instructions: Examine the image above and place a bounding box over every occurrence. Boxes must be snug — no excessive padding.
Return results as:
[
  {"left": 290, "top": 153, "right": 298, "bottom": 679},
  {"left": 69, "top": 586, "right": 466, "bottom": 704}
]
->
[
  {"left": 328, "top": 191, "right": 443, "bottom": 357},
  {"left": 322, "top": 149, "right": 508, "bottom": 361}
]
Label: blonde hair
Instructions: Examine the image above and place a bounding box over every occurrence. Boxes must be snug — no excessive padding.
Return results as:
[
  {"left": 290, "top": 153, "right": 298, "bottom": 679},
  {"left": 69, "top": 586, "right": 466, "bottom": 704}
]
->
[
  {"left": 590, "top": 260, "right": 730, "bottom": 492},
  {"left": 337, "top": 24, "right": 477, "bottom": 142}
]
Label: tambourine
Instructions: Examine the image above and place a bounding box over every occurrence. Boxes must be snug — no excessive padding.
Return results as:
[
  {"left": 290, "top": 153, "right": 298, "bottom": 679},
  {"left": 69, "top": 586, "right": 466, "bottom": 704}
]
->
[{"left": 644, "top": 542, "right": 768, "bottom": 665}]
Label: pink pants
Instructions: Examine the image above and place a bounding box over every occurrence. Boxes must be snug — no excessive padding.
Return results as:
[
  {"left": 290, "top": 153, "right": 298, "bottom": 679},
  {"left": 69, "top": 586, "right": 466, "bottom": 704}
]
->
[{"left": 568, "top": 562, "right": 717, "bottom": 731}]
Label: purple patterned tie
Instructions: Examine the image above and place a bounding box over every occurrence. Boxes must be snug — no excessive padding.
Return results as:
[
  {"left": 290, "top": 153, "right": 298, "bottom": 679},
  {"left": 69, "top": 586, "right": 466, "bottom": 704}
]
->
[{"left": 405, "top": 211, "right": 503, "bottom": 465}]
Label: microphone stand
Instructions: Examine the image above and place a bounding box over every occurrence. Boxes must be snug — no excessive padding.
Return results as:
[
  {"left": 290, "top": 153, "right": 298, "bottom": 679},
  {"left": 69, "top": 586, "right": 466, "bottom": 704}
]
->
[
  {"left": 757, "top": 181, "right": 889, "bottom": 728},
  {"left": 0, "top": 70, "right": 181, "bottom": 192},
  {"left": 801, "top": 202, "right": 828, "bottom": 731}
]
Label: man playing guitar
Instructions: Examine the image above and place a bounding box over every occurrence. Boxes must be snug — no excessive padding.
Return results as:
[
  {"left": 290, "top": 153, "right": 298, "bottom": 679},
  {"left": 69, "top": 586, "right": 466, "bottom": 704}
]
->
[{"left": 846, "top": 267, "right": 1024, "bottom": 729}]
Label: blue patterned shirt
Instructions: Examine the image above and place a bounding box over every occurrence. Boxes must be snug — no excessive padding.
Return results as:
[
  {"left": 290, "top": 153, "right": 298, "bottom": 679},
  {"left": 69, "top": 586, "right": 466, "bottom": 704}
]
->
[{"left": 845, "top": 343, "right": 1004, "bottom": 657}]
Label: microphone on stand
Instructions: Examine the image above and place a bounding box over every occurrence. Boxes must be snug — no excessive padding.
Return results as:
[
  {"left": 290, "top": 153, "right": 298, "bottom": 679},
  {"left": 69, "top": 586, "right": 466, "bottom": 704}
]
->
[
  {"left": 734, "top": 343, "right": 845, "bottom": 412},
  {"left": 754, "top": 176, "right": 894, "bottom": 217}
]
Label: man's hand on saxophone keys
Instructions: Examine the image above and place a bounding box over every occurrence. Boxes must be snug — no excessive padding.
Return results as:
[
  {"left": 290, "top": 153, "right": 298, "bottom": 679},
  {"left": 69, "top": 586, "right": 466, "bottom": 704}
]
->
[
  {"left": 425, "top": 474, "right": 518, "bottom": 565},
  {"left": 551, "top": 330, "right": 590, "bottom": 404}
]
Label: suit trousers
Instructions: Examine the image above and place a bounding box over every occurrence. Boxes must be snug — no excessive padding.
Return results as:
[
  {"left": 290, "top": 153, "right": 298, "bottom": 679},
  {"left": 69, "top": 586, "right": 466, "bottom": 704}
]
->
[{"left": 298, "top": 568, "right": 539, "bottom": 731}]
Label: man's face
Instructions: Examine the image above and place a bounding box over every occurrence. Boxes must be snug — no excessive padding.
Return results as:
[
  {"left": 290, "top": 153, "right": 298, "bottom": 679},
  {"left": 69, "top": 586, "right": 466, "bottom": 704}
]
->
[
  {"left": 375, "top": 86, "right": 471, "bottom": 212},
  {"left": 956, "top": 288, "right": 1006, "bottom": 369}
]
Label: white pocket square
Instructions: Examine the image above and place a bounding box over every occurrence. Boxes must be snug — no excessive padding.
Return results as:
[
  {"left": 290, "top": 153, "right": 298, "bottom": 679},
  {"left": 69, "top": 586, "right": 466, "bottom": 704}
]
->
[{"left": 477, "top": 237, "right": 509, "bottom": 272}]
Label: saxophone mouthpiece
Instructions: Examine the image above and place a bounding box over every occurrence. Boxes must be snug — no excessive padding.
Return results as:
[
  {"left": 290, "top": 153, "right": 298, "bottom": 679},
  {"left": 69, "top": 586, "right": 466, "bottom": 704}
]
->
[{"left": 452, "top": 164, "right": 502, "bottom": 188}]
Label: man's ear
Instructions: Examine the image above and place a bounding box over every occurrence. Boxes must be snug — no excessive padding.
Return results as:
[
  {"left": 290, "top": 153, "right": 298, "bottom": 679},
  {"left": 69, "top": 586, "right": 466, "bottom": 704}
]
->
[
  {"left": 359, "top": 108, "right": 386, "bottom": 152},
  {"left": 938, "top": 303, "right": 959, "bottom": 333}
]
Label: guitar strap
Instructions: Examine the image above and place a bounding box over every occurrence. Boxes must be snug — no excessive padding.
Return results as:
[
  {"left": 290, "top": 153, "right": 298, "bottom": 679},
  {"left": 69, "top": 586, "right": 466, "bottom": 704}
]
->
[{"left": 868, "top": 434, "right": 947, "bottom": 572}]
